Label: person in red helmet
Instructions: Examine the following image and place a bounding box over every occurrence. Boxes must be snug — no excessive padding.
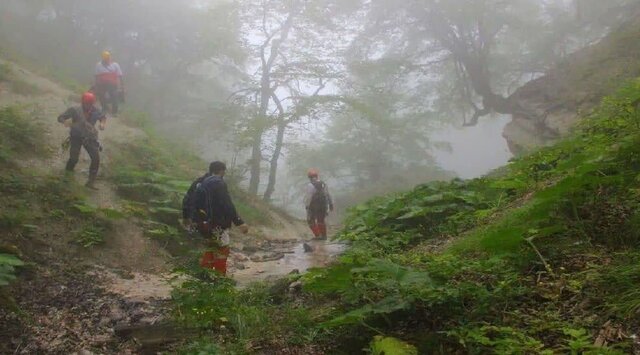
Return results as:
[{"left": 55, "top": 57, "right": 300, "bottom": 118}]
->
[
  {"left": 57, "top": 92, "right": 107, "bottom": 189},
  {"left": 304, "top": 168, "right": 334, "bottom": 240}
]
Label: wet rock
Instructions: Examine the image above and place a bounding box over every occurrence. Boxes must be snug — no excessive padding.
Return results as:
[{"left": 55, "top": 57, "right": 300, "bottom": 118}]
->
[
  {"left": 250, "top": 252, "right": 285, "bottom": 262},
  {"left": 303, "top": 243, "right": 314, "bottom": 253}
]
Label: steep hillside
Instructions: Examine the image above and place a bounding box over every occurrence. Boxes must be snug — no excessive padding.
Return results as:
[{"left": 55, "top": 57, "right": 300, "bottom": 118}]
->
[
  {"left": 504, "top": 9, "right": 640, "bottom": 154},
  {"left": 169, "top": 79, "right": 640, "bottom": 353},
  {"left": 0, "top": 59, "right": 319, "bottom": 354}
]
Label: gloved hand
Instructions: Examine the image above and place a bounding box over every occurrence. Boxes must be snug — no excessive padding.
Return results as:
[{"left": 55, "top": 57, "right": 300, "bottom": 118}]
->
[{"left": 238, "top": 224, "right": 249, "bottom": 234}]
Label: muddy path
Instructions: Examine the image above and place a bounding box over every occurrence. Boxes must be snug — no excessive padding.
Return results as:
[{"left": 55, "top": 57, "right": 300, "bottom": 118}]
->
[{"left": 228, "top": 215, "right": 344, "bottom": 286}]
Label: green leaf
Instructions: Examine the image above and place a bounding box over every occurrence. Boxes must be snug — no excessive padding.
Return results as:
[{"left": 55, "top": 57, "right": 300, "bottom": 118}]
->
[
  {"left": 0, "top": 254, "right": 24, "bottom": 267},
  {"left": 370, "top": 336, "right": 418, "bottom": 355}
]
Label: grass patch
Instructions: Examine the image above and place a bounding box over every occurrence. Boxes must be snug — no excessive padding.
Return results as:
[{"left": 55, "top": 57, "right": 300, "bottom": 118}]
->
[
  {"left": 0, "top": 62, "right": 11, "bottom": 82},
  {"left": 10, "top": 78, "right": 43, "bottom": 96},
  {"left": 0, "top": 106, "right": 48, "bottom": 164},
  {"left": 108, "top": 109, "right": 269, "bottom": 226}
]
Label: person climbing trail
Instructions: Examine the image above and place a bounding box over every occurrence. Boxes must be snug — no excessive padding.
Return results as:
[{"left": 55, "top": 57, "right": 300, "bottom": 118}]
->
[
  {"left": 188, "top": 161, "right": 249, "bottom": 275},
  {"left": 94, "top": 50, "right": 124, "bottom": 116},
  {"left": 57, "top": 92, "right": 106, "bottom": 189},
  {"left": 304, "top": 168, "right": 334, "bottom": 240}
]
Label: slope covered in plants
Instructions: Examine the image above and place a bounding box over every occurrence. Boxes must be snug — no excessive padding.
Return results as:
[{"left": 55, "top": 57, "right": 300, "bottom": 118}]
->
[{"left": 174, "top": 79, "right": 640, "bottom": 353}]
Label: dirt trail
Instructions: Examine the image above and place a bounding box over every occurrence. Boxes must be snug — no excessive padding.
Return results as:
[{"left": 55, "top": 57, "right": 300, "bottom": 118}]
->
[{"left": 0, "top": 59, "right": 344, "bottom": 353}]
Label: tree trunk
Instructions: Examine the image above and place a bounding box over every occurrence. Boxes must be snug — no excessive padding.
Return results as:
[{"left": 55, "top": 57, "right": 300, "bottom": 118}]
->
[
  {"left": 247, "top": 10, "right": 296, "bottom": 196},
  {"left": 263, "top": 120, "right": 287, "bottom": 202},
  {"left": 248, "top": 72, "right": 272, "bottom": 196},
  {"left": 248, "top": 132, "right": 262, "bottom": 196}
]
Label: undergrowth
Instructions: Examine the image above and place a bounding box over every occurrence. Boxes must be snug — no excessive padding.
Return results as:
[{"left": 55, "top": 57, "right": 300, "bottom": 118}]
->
[
  {"left": 174, "top": 80, "right": 640, "bottom": 354},
  {"left": 107, "top": 109, "right": 271, "bottom": 242},
  {"left": 0, "top": 106, "right": 117, "bottom": 309}
]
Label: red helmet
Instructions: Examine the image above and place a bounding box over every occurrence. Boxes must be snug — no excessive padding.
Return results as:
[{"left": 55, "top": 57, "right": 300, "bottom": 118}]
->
[
  {"left": 307, "top": 168, "right": 319, "bottom": 178},
  {"left": 81, "top": 92, "right": 96, "bottom": 105}
]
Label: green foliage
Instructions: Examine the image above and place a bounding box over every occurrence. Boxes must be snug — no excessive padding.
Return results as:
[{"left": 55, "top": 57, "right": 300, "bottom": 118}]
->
[
  {"left": 0, "top": 253, "right": 24, "bottom": 286},
  {"left": 370, "top": 336, "right": 418, "bottom": 355},
  {"left": 0, "top": 62, "right": 11, "bottom": 81},
  {"left": 592, "top": 253, "right": 640, "bottom": 320},
  {"left": 284, "top": 79, "right": 640, "bottom": 352},
  {"left": 10, "top": 78, "right": 43, "bottom": 96},
  {"left": 0, "top": 106, "right": 47, "bottom": 164},
  {"left": 446, "top": 325, "right": 550, "bottom": 355},
  {"left": 76, "top": 225, "right": 106, "bottom": 248},
  {"left": 561, "top": 328, "right": 624, "bottom": 355}
]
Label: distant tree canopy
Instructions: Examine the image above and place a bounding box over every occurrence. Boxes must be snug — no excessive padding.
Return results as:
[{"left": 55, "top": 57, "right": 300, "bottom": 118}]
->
[{"left": 0, "top": 0, "right": 635, "bottom": 209}]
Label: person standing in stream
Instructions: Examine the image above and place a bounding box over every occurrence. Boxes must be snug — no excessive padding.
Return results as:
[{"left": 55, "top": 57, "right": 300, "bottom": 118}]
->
[
  {"left": 191, "top": 161, "right": 249, "bottom": 275},
  {"left": 94, "top": 51, "right": 124, "bottom": 116},
  {"left": 304, "top": 168, "right": 334, "bottom": 240},
  {"left": 57, "top": 92, "right": 106, "bottom": 189}
]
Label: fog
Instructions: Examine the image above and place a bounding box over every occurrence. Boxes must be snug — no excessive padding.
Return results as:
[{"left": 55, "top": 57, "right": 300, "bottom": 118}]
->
[{"left": 0, "top": 0, "right": 634, "bottom": 213}]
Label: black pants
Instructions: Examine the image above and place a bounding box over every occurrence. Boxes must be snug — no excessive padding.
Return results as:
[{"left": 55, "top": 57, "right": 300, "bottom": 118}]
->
[
  {"left": 95, "top": 82, "right": 118, "bottom": 115},
  {"left": 66, "top": 136, "right": 100, "bottom": 182}
]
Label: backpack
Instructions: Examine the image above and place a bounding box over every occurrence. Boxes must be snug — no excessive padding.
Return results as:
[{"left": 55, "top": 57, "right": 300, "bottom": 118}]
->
[
  {"left": 309, "top": 180, "right": 328, "bottom": 212},
  {"left": 182, "top": 174, "right": 208, "bottom": 220}
]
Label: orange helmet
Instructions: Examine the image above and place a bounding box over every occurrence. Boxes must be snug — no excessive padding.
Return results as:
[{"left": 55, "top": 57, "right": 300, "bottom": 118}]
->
[
  {"left": 307, "top": 168, "right": 319, "bottom": 178},
  {"left": 81, "top": 92, "right": 96, "bottom": 105}
]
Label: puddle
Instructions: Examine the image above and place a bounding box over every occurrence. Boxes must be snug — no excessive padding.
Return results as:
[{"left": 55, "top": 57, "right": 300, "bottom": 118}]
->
[{"left": 231, "top": 240, "right": 345, "bottom": 287}]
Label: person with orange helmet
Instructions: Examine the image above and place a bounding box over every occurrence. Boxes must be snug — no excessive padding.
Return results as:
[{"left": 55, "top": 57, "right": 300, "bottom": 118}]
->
[
  {"left": 304, "top": 168, "right": 334, "bottom": 240},
  {"left": 94, "top": 50, "right": 124, "bottom": 116},
  {"left": 57, "top": 92, "right": 107, "bottom": 189}
]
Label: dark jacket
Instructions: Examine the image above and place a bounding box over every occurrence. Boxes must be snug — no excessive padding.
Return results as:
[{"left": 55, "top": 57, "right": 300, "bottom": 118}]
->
[
  {"left": 194, "top": 175, "right": 244, "bottom": 230},
  {"left": 182, "top": 173, "right": 210, "bottom": 219},
  {"left": 58, "top": 106, "right": 105, "bottom": 139}
]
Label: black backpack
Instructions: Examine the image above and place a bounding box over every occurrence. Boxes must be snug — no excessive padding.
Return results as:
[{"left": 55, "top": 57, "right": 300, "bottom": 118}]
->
[{"left": 309, "top": 180, "right": 328, "bottom": 211}]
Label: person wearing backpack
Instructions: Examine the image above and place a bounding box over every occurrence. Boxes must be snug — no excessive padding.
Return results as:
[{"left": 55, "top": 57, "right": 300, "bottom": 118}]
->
[
  {"left": 181, "top": 166, "right": 212, "bottom": 231},
  {"left": 57, "top": 92, "right": 106, "bottom": 189},
  {"left": 94, "top": 51, "right": 124, "bottom": 116},
  {"left": 190, "top": 161, "right": 249, "bottom": 275},
  {"left": 304, "top": 168, "right": 334, "bottom": 240}
]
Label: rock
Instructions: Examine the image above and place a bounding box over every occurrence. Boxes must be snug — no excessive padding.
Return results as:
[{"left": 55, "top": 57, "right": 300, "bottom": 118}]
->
[
  {"left": 289, "top": 269, "right": 300, "bottom": 275},
  {"left": 233, "top": 253, "right": 249, "bottom": 262},
  {"left": 250, "top": 252, "right": 285, "bottom": 262},
  {"left": 129, "top": 309, "right": 146, "bottom": 323},
  {"left": 108, "top": 305, "right": 126, "bottom": 322},
  {"left": 288, "top": 281, "right": 302, "bottom": 292},
  {"left": 235, "top": 263, "right": 246, "bottom": 270},
  {"left": 303, "top": 243, "right": 314, "bottom": 253}
]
